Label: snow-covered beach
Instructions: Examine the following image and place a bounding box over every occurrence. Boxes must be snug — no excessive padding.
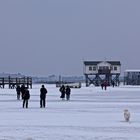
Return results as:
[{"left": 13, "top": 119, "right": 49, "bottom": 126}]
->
[{"left": 0, "top": 84, "right": 140, "bottom": 140}]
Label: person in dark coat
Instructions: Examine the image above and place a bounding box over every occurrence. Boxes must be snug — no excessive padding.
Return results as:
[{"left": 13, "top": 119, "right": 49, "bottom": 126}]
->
[
  {"left": 65, "top": 85, "right": 71, "bottom": 101},
  {"left": 23, "top": 87, "right": 30, "bottom": 108},
  {"left": 59, "top": 85, "right": 65, "bottom": 100},
  {"left": 101, "top": 82, "right": 104, "bottom": 90},
  {"left": 16, "top": 85, "right": 21, "bottom": 100},
  {"left": 40, "top": 85, "right": 47, "bottom": 108},
  {"left": 112, "top": 81, "right": 115, "bottom": 87},
  {"left": 104, "top": 81, "right": 108, "bottom": 90},
  {"left": 20, "top": 84, "right": 26, "bottom": 100}
]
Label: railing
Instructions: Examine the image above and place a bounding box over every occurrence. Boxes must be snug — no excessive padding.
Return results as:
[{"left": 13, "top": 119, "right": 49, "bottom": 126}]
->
[
  {"left": 0, "top": 77, "right": 32, "bottom": 88},
  {"left": 98, "top": 69, "right": 111, "bottom": 74}
]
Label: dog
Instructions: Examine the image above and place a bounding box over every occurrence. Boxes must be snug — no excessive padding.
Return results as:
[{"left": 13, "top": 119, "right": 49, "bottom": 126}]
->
[{"left": 124, "top": 109, "right": 130, "bottom": 122}]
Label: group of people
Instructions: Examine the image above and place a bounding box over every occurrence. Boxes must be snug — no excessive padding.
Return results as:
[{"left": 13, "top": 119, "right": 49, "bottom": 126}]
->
[
  {"left": 16, "top": 84, "right": 30, "bottom": 108},
  {"left": 101, "top": 81, "right": 108, "bottom": 90},
  {"left": 16, "top": 84, "right": 47, "bottom": 108},
  {"left": 15, "top": 81, "right": 117, "bottom": 108},
  {"left": 16, "top": 84, "right": 71, "bottom": 108},
  {"left": 59, "top": 85, "right": 71, "bottom": 100},
  {"left": 101, "top": 80, "right": 116, "bottom": 90}
]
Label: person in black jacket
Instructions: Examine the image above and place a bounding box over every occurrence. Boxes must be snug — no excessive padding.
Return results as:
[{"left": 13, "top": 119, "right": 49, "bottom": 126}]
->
[
  {"left": 112, "top": 81, "right": 115, "bottom": 87},
  {"left": 20, "top": 84, "right": 26, "bottom": 100},
  {"left": 23, "top": 87, "right": 30, "bottom": 108},
  {"left": 65, "top": 85, "right": 71, "bottom": 101},
  {"left": 16, "top": 85, "right": 21, "bottom": 100},
  {"left": 40, "top": 85, "right": 47, "bottom": 108},
  {"left": 59, "top": 85, "right": 65, "bottom": 100}
]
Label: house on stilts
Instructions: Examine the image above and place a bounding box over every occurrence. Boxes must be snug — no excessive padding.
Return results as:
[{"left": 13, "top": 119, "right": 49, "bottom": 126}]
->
[{"left": 83, "top": 61, "right": 121, "bottom": 87}]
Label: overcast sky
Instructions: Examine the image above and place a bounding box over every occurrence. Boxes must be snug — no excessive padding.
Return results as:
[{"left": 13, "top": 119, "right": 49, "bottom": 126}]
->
[{"left": 0, "top": 0, "right": 140, "bottom": 76}]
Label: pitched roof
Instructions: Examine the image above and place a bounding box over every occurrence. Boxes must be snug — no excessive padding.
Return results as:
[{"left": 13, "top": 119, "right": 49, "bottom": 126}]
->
[{"left": 84, "top": 61, "right": 121, "bottom": 65}]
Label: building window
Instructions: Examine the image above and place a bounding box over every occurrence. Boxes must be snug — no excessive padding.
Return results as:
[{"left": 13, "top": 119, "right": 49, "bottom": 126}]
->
[
  {"left": 89, "top": 66, "right": 92, "bottom": 71},
  {"left": 114, "top": 66, "right": 117, "bottom": 71},
  {"left": 93, "top": 66, "right": 96, "bottom": 71}
]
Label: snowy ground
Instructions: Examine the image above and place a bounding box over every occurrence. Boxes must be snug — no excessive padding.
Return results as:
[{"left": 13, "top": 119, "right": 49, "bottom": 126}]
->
[{"left": 0, "top": 84, "right": 140, "bottom": 140}]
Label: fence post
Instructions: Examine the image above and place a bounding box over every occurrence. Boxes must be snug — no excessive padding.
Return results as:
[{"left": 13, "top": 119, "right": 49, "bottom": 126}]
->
[
  {"left": 2, "top": 78, "right": 4, "bottom": 88},
  {"left": 8, "top": 76, "right": 11, "bottom": 89}
]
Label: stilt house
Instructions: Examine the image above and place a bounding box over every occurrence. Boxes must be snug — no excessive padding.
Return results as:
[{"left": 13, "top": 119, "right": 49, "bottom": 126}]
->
[{"left": 83, "top": 61, "right": 121, "bottom": 86}]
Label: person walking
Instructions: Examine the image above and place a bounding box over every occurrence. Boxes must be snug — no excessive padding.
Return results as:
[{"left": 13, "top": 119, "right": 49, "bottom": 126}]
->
[
  {"left": 16, "top": 85, "right": 21, "bottom": 100},
  {"left": 65, "top": 85, "right": 71, "bottom": 101},
  {"left": 59, "top": 85, "right": 65, "bottom": 100},
  {"left": 104, "top": 81, "right": 108, "bottom": 90},
  {"left": 40, "top": 85, "right": 47, "bottom": 108},
  {"left": 20, "top": 84, "right": 25, "bottom": 100},
  {"left": 23, "top": 87, "right": 30, "bottom": 108}
]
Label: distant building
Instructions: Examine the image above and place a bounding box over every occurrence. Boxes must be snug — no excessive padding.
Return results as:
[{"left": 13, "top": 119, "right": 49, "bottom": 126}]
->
[
  {"left": 0, "top": 72, "right": 25, "bottom": 78},
  {"left": 83, "top": 61, "right": 121, "bottom": 86},
  {"left": 32, "top": 75, "right": 84, "bottom": 84},
  {"left": 124, "top": 70, "right": 140, "bottom": 85},
  {"left": 61, "top": 76, "right": 84, "bottom": 83}
]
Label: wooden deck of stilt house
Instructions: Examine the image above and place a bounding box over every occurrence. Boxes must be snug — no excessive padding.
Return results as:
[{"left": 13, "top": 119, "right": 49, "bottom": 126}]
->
[{"left": 0, "top": 77, "right": 32, "bottom": 89}]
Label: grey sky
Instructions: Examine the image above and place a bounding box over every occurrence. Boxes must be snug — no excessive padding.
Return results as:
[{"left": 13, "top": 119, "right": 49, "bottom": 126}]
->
[{"left": 0, "top": 0, "right": 140, "bottom": 76}]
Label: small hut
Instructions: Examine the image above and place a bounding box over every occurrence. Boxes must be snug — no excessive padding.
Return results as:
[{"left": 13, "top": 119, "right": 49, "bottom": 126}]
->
[{"left": 124, "top": 70, "right": 140, "bottom": 85}]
